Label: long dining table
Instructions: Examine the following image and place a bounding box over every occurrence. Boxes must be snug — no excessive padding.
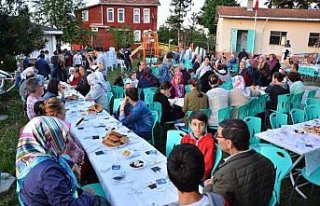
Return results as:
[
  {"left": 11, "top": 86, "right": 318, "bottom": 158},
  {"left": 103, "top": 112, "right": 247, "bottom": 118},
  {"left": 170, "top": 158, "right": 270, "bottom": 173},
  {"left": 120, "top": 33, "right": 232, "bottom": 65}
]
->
[
  {"left": 64, "top": 89, "right": 178, "bottom": 206},
  {"left": 255, "top": 119, "right": 320, "bottom": 198}
]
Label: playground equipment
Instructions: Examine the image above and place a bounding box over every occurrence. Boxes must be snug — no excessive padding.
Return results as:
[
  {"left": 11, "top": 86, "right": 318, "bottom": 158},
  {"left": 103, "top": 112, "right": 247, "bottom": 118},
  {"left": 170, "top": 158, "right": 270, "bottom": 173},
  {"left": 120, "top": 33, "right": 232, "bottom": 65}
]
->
[{"left": 142, "top": 30, "right": 159, "bottom": 64}]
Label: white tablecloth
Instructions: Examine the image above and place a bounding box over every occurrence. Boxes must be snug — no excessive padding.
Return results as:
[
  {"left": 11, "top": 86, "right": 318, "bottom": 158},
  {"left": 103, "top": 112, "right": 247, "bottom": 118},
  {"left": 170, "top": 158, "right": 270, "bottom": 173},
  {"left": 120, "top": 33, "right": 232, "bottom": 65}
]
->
[
  {"left": 168, "top": 98, "right": 184, "bottom": 108},
  {"left": 65, "top": 96, "right": 178, "bottom": 206}
]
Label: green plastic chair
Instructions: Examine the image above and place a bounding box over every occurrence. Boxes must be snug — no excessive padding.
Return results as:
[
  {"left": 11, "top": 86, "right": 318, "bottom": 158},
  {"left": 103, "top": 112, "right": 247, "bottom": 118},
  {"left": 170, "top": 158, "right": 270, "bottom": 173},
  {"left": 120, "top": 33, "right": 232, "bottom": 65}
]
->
[
  {"left": 184, "top": 59, "right": 192, "bottom": 70},
  {"left": 143, "top": 87, "right": 158, "bottom": 94},
  {"left": 166, "top": 130, "right": 186, "bottom": 157},
  {"left": 211, "top": 143, "right": 222, "bottom": 176},
  {"left": 255, "top": 94, "right": 269, "bottom": 114},
  {"left": 306, "top": 98, "right": 320, "bottom": 106},
  {"left": 184, "top": 84, "right": 191, "bottom": 93},
  {"left": 150, "top": 111, "right": 158, "bottom": 145},
  {"left": 304, "top": 104, "right": 320, "bottom": 120},
  {"left": 146, "top": 57, "right": 151, "bottom": 66},
  {"left": 229, "top": 64, "right": 239, "bottom": 73},
  {"left": 220, "top": 82, "right": 233, "bottom": 90},
  {"left": 82, "top": 183, "right": 107, "bottom": 198},
  {"left": 106, "top": 92, "right": 114, "bottom": 113},
  {"left": 252, "top": 144, "right": 292, "bottom": 206},
  {"left": 151, "top": 67, "right": 160, "bottom": 77},
  {"left": 276, "top": 94, "right": 291, "bottom": 114},
  {"left": 148, "top": 101, "right": 162, "bottom": 123},
  {"left": 218, "top": 106, "right": 233, "bottom": 123},
  {"left": 244, "top": 116, "right": 261, "bottom": 145},
  {"left": 237, "top": 102, "right": 250, "bottom": 119},
  {"left": 269, "top": 112, "right": 288, "bottom": 129},
  {"left": 248, "top": 98, "right": 258, "bottom": 116},
  {"left": 144, "top": 91, "right": 155, "bottom": 106},
  {"left": 112, "top": 85, "right": 124, "bottom": 98},
  {"left": 290, "top": 109, "right": 305, "bottom": 124},
  {"left": 307, "top": 89, "right": 317, "bottom": 99},
  {"left": 113, "top": 98, "right": 123, "bottom": 114},
  {"left": 291, "top": 92, "right": 304, "bottom": 109}
]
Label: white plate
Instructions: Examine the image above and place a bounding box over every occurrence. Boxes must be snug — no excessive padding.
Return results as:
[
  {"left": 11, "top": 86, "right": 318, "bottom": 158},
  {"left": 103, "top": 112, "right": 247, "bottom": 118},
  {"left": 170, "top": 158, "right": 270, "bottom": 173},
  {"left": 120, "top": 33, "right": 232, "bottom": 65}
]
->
[
  {"left": 129, "top": 159, "right": 146, "bottom": 169},
  {"left": 121, "top": 149, "right": 134, "bottom": 158}
]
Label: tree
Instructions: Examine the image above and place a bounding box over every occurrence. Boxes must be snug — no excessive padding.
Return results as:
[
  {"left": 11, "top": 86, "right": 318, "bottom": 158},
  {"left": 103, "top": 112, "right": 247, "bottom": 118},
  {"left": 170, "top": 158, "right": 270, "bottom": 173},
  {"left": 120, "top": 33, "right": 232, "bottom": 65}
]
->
[
  {"left": 157, "top": 24, "right": 178, "bottom": 46},
  {"left": 198, "top": 0, "right": 239, "bottom": 34},
  {"left": 168, "top": 0, "right": 193, "bottom": 42},
  {"left": 0, "top": 0, "right": 45, "bottom": 71},
  {"left": 109, "top": 25, "right": 134, "bottom": 49},
  {"left": 32, "top": 0, "right": 91, "bottom": 45}
]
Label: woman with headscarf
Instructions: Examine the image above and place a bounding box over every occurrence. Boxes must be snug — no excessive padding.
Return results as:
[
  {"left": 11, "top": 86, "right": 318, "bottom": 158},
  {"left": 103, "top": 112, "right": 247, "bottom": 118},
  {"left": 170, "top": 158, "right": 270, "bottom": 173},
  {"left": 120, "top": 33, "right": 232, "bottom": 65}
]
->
[
  {"left": 137, "top": 67, "right": 159, "bottom": 89},
  {"left": 229, "top": 75, "right": 260, "bottom": 118},
  {"left": 16, "top": 116, "right": 109, "bottom": 206},
  {"left": 86, "top": 73, "right": 108, "bottom": 110},
  {"left": 257, "top": 55, "right": 271, "bottom": 87},
  {"left": 171, "top": 72, "right": 185, "bottom": 98},
  {"left": 268, "top": 54, "right": 281, "bottom": 76}
]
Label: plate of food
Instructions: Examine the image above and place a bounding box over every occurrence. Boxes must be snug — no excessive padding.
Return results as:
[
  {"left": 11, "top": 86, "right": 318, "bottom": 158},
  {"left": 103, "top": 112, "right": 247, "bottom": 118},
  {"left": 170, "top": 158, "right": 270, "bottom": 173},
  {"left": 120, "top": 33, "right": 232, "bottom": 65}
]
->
[
  {"left": 102, "top": 130, "right": 128, "bottom": 148},
  {"left": 303, "top": 125, "right": 320, "bottom": 136},
  {"left": 66, "top": 94, "right": 79, "bottom": 100},
  {"left": 121, "top": 149, "right": 134, "bottom": 157},
  {"left": 88, "top": 103, "right": 103, "bottom": 113},
  {"left": 129, "top": 159, "right": 146, "bottom": 169}
]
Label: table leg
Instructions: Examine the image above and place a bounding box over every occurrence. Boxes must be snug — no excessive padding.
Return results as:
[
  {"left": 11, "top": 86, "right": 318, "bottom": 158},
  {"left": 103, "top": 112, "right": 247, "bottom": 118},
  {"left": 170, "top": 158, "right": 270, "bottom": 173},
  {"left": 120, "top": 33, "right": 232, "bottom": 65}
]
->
[{"left": 289, "top": 155, "right": 307, "bottom": 199}]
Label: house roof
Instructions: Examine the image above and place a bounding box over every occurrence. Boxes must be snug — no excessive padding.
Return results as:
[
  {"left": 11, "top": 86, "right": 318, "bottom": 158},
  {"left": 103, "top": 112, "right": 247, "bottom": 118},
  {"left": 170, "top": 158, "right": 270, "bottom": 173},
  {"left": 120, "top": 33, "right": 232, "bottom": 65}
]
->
[
  {"left": 217, "top": 6, "right": 320, "bottom": 22},
  {"left": 42, "top": 26, "right": 63, "bottom": 35},
  {"left": 86, "top": 0, "right": 160, "bottom": 8}
]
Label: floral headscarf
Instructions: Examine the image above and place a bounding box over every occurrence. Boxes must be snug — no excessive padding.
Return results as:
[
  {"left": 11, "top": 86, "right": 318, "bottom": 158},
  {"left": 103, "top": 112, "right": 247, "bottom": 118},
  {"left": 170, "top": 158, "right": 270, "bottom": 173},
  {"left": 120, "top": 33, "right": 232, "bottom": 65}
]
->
[{"left": 232, "top": 75, "right": 251, "bottom": 99}]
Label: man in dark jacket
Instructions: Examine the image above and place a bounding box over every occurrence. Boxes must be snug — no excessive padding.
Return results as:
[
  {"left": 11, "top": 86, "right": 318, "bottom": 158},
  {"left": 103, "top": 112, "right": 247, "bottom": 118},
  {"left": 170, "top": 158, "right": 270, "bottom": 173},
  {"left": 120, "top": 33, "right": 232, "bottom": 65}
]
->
[
  {"left": 204, "top": 119, "right": 275, "bottom": 206},
  {"left": 35, "top": 54, "right": 51, "bottom": 79}
]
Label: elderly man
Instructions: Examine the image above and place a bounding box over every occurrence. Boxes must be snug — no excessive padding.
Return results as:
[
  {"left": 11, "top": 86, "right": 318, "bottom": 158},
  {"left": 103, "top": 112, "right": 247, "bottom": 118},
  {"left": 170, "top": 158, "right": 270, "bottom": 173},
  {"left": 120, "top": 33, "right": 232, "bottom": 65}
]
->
[{"left": 204, "top": 119, "right": 275, "bottom": 206}]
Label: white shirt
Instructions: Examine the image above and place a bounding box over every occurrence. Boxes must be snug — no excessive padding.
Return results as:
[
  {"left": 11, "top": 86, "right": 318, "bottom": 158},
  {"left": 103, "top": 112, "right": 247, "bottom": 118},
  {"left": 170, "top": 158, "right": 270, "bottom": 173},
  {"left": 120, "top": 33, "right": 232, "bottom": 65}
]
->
[
  {"left": 73, "top": 54, "right": 82, "bottom": 65},
  {"left": 206, "top": 87, "right": 229, "bottom": 126},
  {"left": 181, "top": 196, "right": 210, "bottom": 206}
]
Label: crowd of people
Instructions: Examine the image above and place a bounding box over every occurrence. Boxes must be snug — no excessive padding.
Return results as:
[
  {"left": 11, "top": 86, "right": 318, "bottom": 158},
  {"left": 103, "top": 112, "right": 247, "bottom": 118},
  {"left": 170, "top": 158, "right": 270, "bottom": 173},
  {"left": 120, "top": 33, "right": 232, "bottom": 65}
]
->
[{"left": 15, "top": 43, "right": 308, "bottom": 206}]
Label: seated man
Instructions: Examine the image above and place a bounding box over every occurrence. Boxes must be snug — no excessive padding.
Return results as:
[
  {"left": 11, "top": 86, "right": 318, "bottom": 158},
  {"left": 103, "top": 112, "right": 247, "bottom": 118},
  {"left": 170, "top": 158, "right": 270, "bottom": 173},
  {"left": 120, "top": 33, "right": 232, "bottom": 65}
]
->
[
  {"left": 167, "top": 144, "right": 228, "bottom": 206},
  {"left": 204, "top": 119, "right": 275, "bottom": 206}
]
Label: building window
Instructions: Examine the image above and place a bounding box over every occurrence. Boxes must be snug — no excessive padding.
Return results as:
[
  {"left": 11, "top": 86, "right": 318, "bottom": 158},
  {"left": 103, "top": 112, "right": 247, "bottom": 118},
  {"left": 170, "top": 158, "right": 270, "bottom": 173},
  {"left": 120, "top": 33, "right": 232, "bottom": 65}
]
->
[
  {"left": 118, "top": 8, "right": 125, "bottom": 23},
  {"left": 107, "top": 8, "right": 114, "bottom": 22},
  {"left": 134, "top": 30, "right": 141, "bottom": 42},
  {"left": 269, "top": 31, "right": 287, "bottom": 45},
  {"left": 308, "top": 33, "right": 320, "bottom": 48},
  {"left": 82, "top": 10, "right": 89, "bottom": 21},
  {"left": 91, "top": 27, "right": 98, "bottom": 32},
  {"left": 143, "top": 9, "right": 150, "bottom": 23},
  {"left": 133, "top": 8, "right": 140, "bottom": 23}
]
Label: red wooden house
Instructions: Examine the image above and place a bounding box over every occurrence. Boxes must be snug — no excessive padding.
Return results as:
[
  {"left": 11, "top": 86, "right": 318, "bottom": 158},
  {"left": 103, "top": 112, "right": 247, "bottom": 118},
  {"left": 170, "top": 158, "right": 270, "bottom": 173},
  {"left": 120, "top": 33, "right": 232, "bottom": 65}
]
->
[{"left": 78, "top": 0, "right": 160, "bottom": 50}]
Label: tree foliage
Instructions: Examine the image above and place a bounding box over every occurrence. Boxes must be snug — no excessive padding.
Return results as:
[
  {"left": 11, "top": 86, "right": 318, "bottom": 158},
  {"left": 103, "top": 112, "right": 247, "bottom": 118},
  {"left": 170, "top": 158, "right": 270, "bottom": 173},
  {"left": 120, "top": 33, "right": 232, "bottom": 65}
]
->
[
  {"left": 109, "top": 25, "right": 134, "bottom": 49},
  {"left": 264, "top": 0, "right": 320, "bottom": 9},
  {"left": 198, "top": 0, "right": 239, "bottom": 34},
  {"left": 0, "top": 0, "right": 45, "bottom": 71},
  {"left": 32, "top": 0, "right": 91, "bottom": 45},
  {"left": 167, "top": 0, "right": 193, "bottom": 33}
]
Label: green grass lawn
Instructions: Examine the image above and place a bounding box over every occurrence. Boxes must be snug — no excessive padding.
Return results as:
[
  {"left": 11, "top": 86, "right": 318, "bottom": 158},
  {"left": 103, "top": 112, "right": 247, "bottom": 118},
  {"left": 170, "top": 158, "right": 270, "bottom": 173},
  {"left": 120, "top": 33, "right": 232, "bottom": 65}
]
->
[{"left": 0, "top": 69, "right": 319, "bottom": 205}]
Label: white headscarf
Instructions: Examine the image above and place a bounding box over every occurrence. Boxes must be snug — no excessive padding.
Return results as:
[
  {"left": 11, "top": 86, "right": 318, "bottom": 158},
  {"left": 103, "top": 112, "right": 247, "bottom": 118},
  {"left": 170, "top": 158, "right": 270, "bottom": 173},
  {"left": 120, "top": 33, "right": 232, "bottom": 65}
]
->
[
  {"left": 87, "top": 73, "right": 99, "bottom": 86},
  {"left": 232, "top": 75, "right": 251, "bottom": 99}
]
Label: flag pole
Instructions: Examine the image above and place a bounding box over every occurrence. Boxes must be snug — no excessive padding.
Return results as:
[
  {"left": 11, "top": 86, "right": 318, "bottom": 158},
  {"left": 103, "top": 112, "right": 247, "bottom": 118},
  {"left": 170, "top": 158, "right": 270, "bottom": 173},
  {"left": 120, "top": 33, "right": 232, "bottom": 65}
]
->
[{"left": 252, "top": 9, "right": 257, "bottom": 56}]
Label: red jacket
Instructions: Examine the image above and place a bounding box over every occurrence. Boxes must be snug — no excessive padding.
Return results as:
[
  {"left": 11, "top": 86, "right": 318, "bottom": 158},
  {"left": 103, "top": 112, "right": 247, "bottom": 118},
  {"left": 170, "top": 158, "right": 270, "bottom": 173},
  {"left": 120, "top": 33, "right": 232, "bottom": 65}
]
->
[
  {"left": 181, "top": 132, "right": 215, "bottom": 179},
  {"left": 70, "top": 76, "right": 81, "bottom": 86}
]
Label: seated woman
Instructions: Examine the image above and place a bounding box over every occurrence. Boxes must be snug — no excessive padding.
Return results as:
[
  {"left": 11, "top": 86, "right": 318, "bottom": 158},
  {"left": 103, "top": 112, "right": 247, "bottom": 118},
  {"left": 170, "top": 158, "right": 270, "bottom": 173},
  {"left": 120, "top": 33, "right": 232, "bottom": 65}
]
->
[
  {"left": 68, "top": 67, "right": 81, "bottom": 86},
  {"left": 86, "top": 73, "right": 108, "bottom": 110},
  {"left": 137, "top": 67, "right": 159, "bottom": 89},
  {"left": 76, "top": 66, "right": 91, "bottom": 96},
  {"left": 26, "top": 77, "right": 44, "bottom": 120},
  {"left": 43, "top": 78, "right": 65, "bottom": 101},
  {"left": 119, "top": 88, "right": 153, "bottom": 142},
  {"left": 171, "top": 72, "right": 185, "bottom": 98},
  {"left": 16, "top": 116, "right": 109, "bottom": 206},
  {"left": 206, "top": 74, "right": 229, "bottom": 127},
  {"left": 183, "top": 78, "right": 209, "bottom": 122},
  {"left": 180, "top": 110, "right": 215, "bottom": 179},
  {"left": 229, "top": 75, "right": 260, "bottom": 118},
  {"left": 34, "top": 97, "right": 84, "bottom": 167},
  {"left": 265, "top": 72, "right": 289, "bottom": 110},
  {"left": 288, "top": 72, "right": 305, "bottom": 95},
  {"left": 153, "top": 81, "right": 184, "bottom": 123}
]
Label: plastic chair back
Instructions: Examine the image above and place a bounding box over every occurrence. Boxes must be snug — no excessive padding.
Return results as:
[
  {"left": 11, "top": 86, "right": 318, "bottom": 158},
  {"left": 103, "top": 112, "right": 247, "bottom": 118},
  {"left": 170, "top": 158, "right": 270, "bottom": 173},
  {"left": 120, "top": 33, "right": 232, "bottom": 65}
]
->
[
  {"left": 306, "top": 98, "right": 320, "bottom": 106},
  {"left": 277, "top": 94, "right": 291, "bottom": 114},
  {"left": 144, "top": 91, "right": 155, "bottom": 105},
  {"left": 307, "top": 89, "right": 317, "bottom": 99},
  {"left": 106, "top": 92, "right": 114, "bottom": 113},
  {"left": 166, "top": 130, "right": 186, "bottom": 157},
  {"left": 291, "top": 92, "right": 304, "bottom": 109},
  {"left": 304, "top": 104, "right": 320, "bottom": 120},
  {"left": 149, "top": 101, "right": 162, "bottom": 123},
  {"left": 249, "top": 98, "right": 258, "bottom": 116},
  {"left": 113, "top": 98, "right": 123, "bottom": 114},
  {"left": 218, "top": 106, "right": 233, "bottom": 123},
  {"left": 146, "top": 57, "right": 151, "bottom": 65},
  {"left": 211, "top": 143, "right": 222, "bottom": 176},
  {"left": 112, "top": 85, "right": 124, "bottom": 98},
  {"left": 269, "top": 112, "right": 288, "bottom": 129},
  {"left": 151, "top": 67, "right": 160, "bottom": 77},
  {"left": 256, "top": 94, "right": 268, "bottom": 114},
  {"left": 244, "top": 116, "right": 261, "bottom": 145},
  {"left": 253, "top": 144, "right": 292, "bottom": 205},
  {"left": 143, "top": 87, "right": 158, "bottom": 94},
  {"left": 185, "top": 84, "right": 191, "bottom": 93},
  {"left": 237, "top": 102, "right": 250, "bottom": 119},
  {"left": 220, "top": 82, "right": 233, "bottom": 90},
  {"left": 150, "top": 111, "right": 158, "bottom": 145},
  {"left": 290, "top": 109, "right": 305, "bottom": 124}
]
